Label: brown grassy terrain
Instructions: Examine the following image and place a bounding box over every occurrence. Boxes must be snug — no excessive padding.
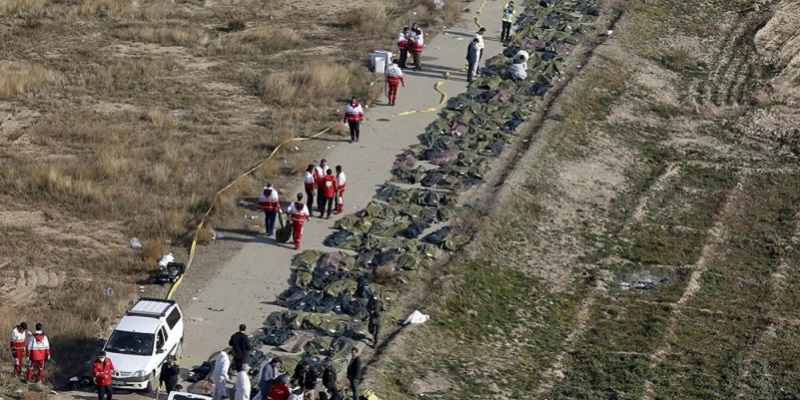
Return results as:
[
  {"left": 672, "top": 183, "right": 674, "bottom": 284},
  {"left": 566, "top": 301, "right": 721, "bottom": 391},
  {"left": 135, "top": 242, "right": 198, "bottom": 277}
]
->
[{"left": 0, "top": 0, "right": 464, "bottom": 391}]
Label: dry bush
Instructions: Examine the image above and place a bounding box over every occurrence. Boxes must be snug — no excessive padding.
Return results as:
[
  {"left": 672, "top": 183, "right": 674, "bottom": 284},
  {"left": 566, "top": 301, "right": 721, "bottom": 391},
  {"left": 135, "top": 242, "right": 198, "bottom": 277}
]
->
[
  {"left": 373, "top": 265, "right": 401, "bottom": 287},
  {"left": 228, "top": 19, "right": 246, "bottom": 32},
  {"left": 116, "top": 24, "right": 199, "bottom": 47},
  {"left": 261, "top": 64, "right": 357, "bottom": 106},
  {"left": 64, "top": 0, "right": 172, "bottom": 20},
  {"left": 330, "top": 121, "right": 350, "bottom": 137},
  {"left": 0, "top": 0, "right": 47, "bottom": 16},
  {"left": 661, "top": 47, "right": 695, "bottom": 70},
  {"left": 344, "top": 3, "right": 391, "bottom": 36},
  {"left": 291, "top": 154, "right": 315, "bottom": 175},
  {"left": 0, "top": 61, "right": 62, "bottom": 98},
  {"left": 84, "top": 58, "right": 175, "bottom": 92},
  {"left": 195, "top": 224, "right": 215, "bottom": 245},
  {"left": 210, "top": 26, "right": 302, "bottom": 55},
  {"left": 65, "top": 0, "right": 136, "bottom": 19},
  {"left": 140, "top": 239, "right": 165, "bottom": 269},
  {"left": 146, "top": 109, "right": 179, "bottom": 135}
]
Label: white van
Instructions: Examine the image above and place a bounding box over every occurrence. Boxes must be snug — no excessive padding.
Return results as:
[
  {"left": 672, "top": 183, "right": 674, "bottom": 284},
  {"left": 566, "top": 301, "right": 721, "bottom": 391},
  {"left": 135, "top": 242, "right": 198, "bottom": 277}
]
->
[{"left": 104, "top": 298, "right": 184, "bottom": 391}]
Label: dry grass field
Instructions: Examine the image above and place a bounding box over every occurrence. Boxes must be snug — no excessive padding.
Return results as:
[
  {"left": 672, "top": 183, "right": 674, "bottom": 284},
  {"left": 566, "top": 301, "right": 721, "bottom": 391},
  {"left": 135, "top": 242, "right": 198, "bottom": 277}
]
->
[{"left": 0, "top": 0, "right": 463, "bottom": 390}]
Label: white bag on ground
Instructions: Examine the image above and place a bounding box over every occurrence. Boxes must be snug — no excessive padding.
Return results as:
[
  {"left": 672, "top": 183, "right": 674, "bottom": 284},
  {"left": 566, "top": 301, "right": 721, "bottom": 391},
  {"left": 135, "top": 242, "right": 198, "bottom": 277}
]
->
[{"left": 403, "top": 310, "right": 430, "bottom": 324}]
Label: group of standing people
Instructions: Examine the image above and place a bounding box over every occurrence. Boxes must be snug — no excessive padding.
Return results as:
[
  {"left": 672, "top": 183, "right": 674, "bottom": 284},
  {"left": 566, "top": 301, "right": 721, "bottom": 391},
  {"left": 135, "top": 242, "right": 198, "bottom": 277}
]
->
[
  {"left": 258, "top": 160, "right": 347, "bottom": 250},
  {"left": 211, "top": 324, "right": 364, "bottom": 400},
  {"left": 396, "top": 25, "right": 424, "bottom": 71},
  {"left": 9, "top": 322, "right": 51, "bottom": 383}
]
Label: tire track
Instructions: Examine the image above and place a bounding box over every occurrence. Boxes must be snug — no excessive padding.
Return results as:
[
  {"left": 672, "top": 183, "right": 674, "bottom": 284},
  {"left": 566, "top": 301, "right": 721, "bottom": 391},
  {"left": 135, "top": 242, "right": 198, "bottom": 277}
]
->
[{"left": 641, "top": 177, "right": 744, "bottom": 400}]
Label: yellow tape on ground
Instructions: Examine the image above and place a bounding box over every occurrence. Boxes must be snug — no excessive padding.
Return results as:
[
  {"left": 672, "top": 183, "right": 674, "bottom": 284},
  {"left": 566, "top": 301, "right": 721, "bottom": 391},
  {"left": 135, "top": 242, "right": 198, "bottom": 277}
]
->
[
  {"left": 473, "top": 0, "right": 489, "bottom": 28},
  {"left": 376, "top": 81, "right": 447, "bottom": 121},
  {"left": 166, "top": 71, "right": 447, "bottom": 301},
  {"left": 166, "top": 126, "right": 332, "bottom": 300}
]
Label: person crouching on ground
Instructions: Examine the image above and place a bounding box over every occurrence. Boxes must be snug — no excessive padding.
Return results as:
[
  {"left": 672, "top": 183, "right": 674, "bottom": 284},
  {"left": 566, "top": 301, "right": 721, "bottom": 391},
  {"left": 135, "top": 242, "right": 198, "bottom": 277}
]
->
[
  {"left": 287, "top": 193, "right": 311, "bottom": 250},
  {"left": 343, "top": 97, "right": 364, "bottom": 143}
]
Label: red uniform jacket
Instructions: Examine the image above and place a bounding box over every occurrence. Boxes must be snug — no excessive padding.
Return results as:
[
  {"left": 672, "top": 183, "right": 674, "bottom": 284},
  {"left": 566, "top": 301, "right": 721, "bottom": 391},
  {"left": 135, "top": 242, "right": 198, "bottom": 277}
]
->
[
  {"left": 321, "top": 175, "right": 338, "bottom": 199},
  {"left": 26, "top": 332, "right": 50, "bottom": 361},
  {"left": 344, "top": 102, "right": 364, "bottom": 123},
  {"left": 397, "top": 32, "right": 408, "bottom": 51},
  {"left": 258, "top": 188, "right": 280, "bottom": 213},
  {"left": 288, "top": 202, "right": 310, "bottom": 224},
  {"left": 93, "top": 358, "right": 115, "bottom": 386}
]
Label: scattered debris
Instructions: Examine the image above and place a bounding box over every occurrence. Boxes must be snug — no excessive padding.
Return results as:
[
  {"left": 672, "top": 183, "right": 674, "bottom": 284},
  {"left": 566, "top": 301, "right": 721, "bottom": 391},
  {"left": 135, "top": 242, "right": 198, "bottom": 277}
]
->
[{"left": 129, "top": 237, "right": 142, "bottom": 248}]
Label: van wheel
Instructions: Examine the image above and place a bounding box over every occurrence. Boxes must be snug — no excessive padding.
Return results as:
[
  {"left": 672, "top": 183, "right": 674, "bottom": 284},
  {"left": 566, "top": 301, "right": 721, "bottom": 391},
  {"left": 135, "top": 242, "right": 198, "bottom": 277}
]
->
[{"left": 145, "top": 371, "right": 158, "bottom": 393}]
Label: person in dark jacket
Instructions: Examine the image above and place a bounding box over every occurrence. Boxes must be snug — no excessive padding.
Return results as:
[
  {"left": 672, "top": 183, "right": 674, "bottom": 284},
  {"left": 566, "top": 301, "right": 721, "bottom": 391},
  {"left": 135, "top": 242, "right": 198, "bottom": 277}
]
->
[
  {"left": 229, "top": 324, "right": 252, "bottom": 372},
  {"left": 320, "top": 357, "right": 339, "bottom": 400},
  {"left": 466, "top": 38, "right": 480, "bottom": 84},
  {"left": 346, "top": 348, "right": 361, "bottom": 400},
  {"left": 160, "top": 356, "right": 180, "bottom": 393},
  {"left": 367, "top": 295, "right": 384, "bottom": 349},
  {"left": 291, "top": 361, "right": 318, "bottom": 399}
]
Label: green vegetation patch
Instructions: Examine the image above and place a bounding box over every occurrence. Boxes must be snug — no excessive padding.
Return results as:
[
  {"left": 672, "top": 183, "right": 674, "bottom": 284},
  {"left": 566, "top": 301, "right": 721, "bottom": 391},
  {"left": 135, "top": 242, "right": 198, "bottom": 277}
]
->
[
  {"left": 737, "top": 326, "right": 800, "bottom": 397},
  {"left": 651, "top": 308, "right": 764, "bottom": 399},
  {"left": 546, "top": 298, "right": 672, "bottom": 398}
]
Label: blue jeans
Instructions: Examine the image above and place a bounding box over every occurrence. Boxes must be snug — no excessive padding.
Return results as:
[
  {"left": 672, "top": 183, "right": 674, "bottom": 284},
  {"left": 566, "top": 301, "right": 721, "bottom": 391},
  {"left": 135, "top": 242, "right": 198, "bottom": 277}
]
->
[{"left": 265, "top": 211, "right": 277, "bottom": 235}]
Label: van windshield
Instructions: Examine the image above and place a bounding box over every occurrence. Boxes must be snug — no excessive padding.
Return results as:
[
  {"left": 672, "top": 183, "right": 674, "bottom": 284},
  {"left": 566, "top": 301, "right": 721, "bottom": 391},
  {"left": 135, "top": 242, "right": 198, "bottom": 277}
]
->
[{"left": 105, "top": 330, "right": 154, "bottom": 355}]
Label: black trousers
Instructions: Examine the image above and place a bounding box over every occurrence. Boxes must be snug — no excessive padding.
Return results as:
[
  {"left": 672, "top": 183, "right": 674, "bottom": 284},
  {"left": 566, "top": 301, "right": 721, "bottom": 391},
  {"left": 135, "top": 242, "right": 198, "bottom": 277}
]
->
[
  {"left": 232, "top": 356, "right": 244, "bottom": 372},
  {"left": 321, "top": 197, "right": 335, "bottom": 218},
  {"left": 398, "top": 49, "right": 408, "bottom": 68},
  {"left": 349, "top": 379, "right": 359, "bottom": 400},
  {"left": 317, "top": 187, "right": 325, "bottom": 213},
  {"left": 348, "top": 121, "right": 360, "bottom": 142},
  {"left": 305, "top": 187, "right": 315, "bottom": 212},
  {"left": 98, "top": 385, "right": 113, "bottom": 400},
  {"left": 501, "top": 21, "right": 512, "bottom": 41}
]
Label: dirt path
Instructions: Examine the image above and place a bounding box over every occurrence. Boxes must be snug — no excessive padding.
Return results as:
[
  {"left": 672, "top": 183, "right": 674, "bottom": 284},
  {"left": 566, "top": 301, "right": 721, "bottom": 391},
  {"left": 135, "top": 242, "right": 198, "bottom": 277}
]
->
[{"left": 177, "top": 0, "right": 504, "bottom": 378}]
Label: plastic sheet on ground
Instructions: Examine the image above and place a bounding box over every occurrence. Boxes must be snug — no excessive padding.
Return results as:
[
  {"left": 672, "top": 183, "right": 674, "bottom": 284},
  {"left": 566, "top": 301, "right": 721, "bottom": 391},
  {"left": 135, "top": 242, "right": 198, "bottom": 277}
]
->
[{"left": 403, "top": 310, "right": 430, "bottom": 325}]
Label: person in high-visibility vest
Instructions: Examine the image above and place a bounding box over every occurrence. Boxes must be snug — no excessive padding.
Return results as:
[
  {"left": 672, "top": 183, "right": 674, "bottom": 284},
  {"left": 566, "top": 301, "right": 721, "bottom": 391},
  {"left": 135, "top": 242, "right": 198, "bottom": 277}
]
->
[
  {"left": 396, "top": 27, "right": 409, "bottom": 69},
  {"left": 9, "top": 322, "right": 27, "bottom": 376},
  {"left": 501, "top": 1, "right": 515, "bottom": 42},
  {"left": 286, "top": 193, "right": 311, "bottom": 250},
  {"left": 320, "top": 169, "right": 339, "bottom": 219},
  {"left": 384, "top": 61, "right": 405, "bottom": 106},
  {"left": 335, "top": 165, "right": 347, "bottom": 214}
]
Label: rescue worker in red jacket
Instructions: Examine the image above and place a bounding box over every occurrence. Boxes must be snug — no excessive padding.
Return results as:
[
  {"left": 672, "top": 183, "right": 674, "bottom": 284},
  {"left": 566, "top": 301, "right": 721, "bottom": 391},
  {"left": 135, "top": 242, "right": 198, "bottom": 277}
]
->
[
  {"left": 343, "top": 97, "right": 364, "bottom": 143},
  {"left": 10, "top": 322, "right": 27, "bottom": 376},
  {"left": 303, "top": 164, "right": 316, "bottom": 213},
  {"left": 258, "top": 183, "right": 281, "bottom": 237},
  {"left": 409, "top": 28, "right": 424, "bottom": 71},
  {"left": 335, "top": 165, "right": 347, "bottom": 214},
  {"left": 286, "top": 193, "right": 311, "bottom": 250},
  {"left": 320, "top": 169, "right": 339, "bottom": 219},
  {"left": 93, "top": 351, "right": 115, "bottom": 400},
  {"left": 396, "top": 27, "right": 409, "bottom": 69},
  {"left": 26, "top": 323, "right": 50, "bottom": 382},
  {"left": 385, "top": 61, "right": 405, "bottom": 106},
  {"left": 313, "top": 159, "right": 328, "bottom": 214}
]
